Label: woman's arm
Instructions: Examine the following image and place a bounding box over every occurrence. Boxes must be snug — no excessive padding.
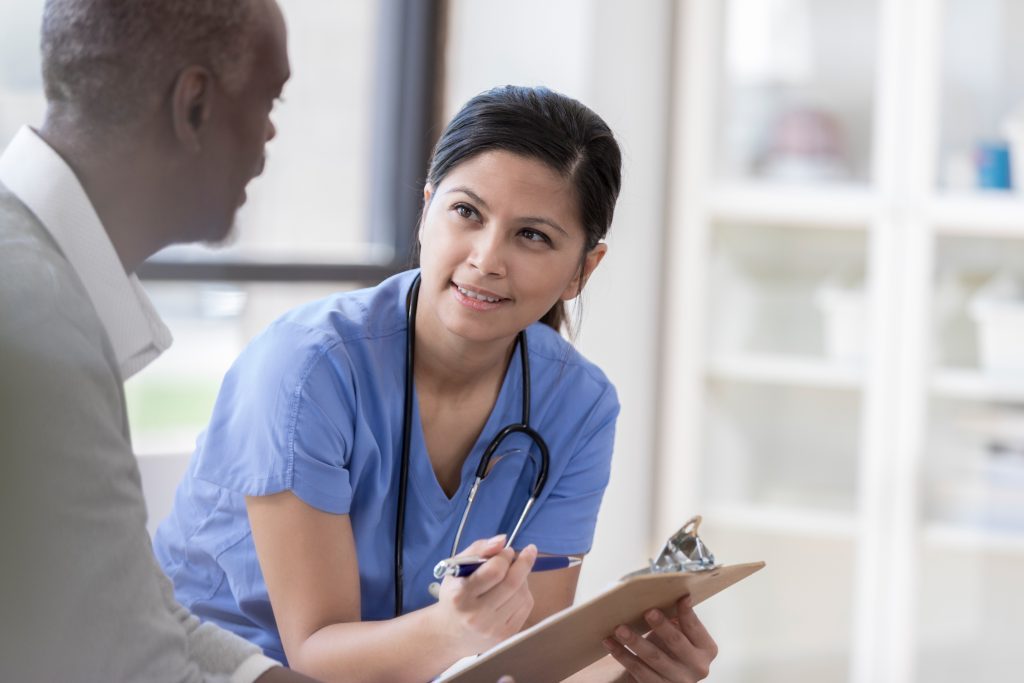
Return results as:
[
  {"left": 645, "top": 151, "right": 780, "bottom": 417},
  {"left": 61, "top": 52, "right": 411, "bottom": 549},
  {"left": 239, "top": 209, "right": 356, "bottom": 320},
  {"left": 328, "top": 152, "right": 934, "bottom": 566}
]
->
[
  {"left": 246, "top": 490, "right": 537, "bottom": 683},
  {"left": 523, "top": 558, "right": 582, "bottom": 628}
]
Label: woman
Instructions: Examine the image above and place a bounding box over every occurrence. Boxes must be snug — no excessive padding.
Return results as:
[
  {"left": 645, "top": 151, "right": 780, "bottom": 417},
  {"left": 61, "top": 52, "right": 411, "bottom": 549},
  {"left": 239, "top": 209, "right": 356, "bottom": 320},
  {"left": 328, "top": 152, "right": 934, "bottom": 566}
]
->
[{"left": 155, "top": 86, "right": 717, "bottom": 682}]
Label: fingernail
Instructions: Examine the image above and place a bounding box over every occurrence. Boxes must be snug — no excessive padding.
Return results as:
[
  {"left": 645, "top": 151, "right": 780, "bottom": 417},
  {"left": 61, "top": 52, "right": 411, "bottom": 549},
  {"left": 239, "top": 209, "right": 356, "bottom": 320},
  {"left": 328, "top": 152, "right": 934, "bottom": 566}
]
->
[
  {"left": 680, "top": 595, "right": 693, "bottom": 609},
  {"left": 488, "top": 533, "right": 507, "bottom": 544},
  {"left": 602, "top": 638, "right": 616, "bottom": 649},
  {"left": 497, "top": 677, "right": 515, "bottom": 683},
  {"left": 646, "top": 609, "right": 663, "bottom": 625},
  {"left": 615, "top": 625, "right": 631, "bottom": 640}
]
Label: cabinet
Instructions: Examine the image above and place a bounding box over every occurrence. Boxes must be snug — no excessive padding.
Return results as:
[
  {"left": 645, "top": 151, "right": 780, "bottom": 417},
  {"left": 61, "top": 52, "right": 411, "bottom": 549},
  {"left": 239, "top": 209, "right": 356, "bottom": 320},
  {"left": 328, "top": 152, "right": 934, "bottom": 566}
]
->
[{"left": 659, "top": 1, "right": 1024, "bottom": 681}]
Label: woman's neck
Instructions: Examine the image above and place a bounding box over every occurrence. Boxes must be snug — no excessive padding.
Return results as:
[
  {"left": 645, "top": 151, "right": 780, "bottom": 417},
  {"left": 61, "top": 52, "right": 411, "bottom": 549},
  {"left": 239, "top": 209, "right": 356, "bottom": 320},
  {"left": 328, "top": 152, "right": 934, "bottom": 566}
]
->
[{"left": 411, "top": 305, "right": 517, "bottom": 398}]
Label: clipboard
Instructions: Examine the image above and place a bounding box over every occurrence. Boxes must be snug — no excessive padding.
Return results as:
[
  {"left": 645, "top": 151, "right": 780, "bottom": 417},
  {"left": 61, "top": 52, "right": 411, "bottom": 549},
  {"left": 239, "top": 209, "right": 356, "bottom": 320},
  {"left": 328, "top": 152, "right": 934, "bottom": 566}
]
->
[{"left": 438, "top": 517, "right": 765, "bottom": 682}]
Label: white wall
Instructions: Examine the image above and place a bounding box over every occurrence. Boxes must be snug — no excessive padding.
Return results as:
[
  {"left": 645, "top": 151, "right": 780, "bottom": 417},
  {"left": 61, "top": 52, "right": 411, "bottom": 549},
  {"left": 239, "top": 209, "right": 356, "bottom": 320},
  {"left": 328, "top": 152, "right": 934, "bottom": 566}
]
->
[{"left": 444, "top": 0, "right": 675, "bottom": 600}]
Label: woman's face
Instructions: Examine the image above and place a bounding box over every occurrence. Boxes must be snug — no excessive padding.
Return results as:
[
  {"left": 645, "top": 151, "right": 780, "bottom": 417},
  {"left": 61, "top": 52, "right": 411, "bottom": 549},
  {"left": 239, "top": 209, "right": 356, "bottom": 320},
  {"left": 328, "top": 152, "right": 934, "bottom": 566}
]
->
[{"left": 417, "top": 150, "right": 606, "bottom": 347}]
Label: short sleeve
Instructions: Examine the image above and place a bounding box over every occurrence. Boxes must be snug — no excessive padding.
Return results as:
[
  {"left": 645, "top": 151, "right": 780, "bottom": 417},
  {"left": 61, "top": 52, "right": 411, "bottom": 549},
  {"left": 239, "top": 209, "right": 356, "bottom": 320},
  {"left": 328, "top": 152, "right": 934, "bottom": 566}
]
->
[
  {"left": 515, "top": 382, "right": 620, "bottom": 555},
  {"left": 192, "top": 320, "right": 357, "bottom": 515}
]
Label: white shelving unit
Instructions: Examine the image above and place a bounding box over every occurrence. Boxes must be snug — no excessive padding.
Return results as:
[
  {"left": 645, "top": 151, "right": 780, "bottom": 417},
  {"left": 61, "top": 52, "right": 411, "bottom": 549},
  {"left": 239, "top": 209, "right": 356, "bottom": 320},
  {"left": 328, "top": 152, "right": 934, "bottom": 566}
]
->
[
  {"left": 924, "top": 522, "right": 1024, "bottom": 555},
  {"left": 705, "top": 502, "right": 859, "bottom": 540},
  {"left": 708, "top": 183, "right": 881, "bottom": 228},
  {"left": 930, "top": 194, "right": 1024, "bottom": 236},
  {"left": 659, "top": 1, "right": 1024, "bottom": 682},
  {"left": 931, "top": 368, "right": 1024, "bottom": 403},
  {"left": 708, "top": 353, "right": 863, "bottom": 390}
]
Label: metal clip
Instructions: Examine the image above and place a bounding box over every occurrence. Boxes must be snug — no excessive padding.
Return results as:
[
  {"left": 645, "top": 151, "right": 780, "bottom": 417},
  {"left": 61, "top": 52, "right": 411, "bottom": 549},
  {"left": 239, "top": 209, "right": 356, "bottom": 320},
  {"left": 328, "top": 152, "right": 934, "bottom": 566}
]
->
[{"left": 622, "top": 515, "right": 717, "bottom": 579}]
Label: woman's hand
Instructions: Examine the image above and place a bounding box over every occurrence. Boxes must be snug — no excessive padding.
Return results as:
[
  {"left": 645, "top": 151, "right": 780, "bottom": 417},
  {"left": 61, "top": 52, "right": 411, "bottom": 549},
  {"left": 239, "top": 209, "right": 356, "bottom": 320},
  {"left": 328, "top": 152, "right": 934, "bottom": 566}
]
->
[
  {"left": 434, "top": 534, "right": 537, "bottom": 655},
  {"left": 602, "top": 595, "right": 718, "bottom": 682}
]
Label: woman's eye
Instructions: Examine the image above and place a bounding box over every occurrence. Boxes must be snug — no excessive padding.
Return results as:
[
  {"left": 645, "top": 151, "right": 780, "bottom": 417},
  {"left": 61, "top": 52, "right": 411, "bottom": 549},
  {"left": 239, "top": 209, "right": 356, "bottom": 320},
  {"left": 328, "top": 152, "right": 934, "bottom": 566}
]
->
[
  {"left": 520, "top": 228, "right": 551, "bottom": 244},
  {"left": 454, "top": 204, "right": 475, "bottom": 219}
]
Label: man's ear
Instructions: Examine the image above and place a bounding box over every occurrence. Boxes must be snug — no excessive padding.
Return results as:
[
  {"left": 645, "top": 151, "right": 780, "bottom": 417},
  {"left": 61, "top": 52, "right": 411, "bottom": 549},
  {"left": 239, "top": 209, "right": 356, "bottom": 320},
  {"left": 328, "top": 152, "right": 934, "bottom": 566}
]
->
[
  {"left": 171, "top": 66, "right": 214, "bottom": 152},
  {"left": 561, "top": 242, "right": 608, "bottom": 301}
]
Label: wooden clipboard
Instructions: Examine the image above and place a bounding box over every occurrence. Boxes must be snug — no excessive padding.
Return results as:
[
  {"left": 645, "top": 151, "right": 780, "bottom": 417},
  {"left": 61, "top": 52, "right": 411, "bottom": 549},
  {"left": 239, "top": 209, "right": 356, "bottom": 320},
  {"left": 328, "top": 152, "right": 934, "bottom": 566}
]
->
[{"left": 437, "top": 561, "right": 765, "bottom": 682}]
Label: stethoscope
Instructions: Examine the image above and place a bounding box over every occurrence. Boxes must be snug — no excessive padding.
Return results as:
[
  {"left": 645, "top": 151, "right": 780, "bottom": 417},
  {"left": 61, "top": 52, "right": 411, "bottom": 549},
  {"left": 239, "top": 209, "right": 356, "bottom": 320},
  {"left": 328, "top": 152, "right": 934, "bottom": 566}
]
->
[{"left": 393, "top": 275, "right": 550, "bottom": 616}]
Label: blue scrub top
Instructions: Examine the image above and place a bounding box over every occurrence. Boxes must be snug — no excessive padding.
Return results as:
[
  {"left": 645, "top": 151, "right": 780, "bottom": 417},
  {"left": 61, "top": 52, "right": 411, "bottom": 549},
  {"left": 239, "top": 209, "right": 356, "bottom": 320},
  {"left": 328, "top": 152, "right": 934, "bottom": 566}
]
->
[{"left": 153, "top": 270, "right": 619, "bottom": 664}]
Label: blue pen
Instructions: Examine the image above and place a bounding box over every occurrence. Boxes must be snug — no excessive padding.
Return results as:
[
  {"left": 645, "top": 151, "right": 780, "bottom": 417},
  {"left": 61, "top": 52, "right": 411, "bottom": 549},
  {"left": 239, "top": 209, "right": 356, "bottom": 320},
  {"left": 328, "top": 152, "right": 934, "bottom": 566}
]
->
[{"left": 433, "top": 554, "right": 582, "bottom": 579}]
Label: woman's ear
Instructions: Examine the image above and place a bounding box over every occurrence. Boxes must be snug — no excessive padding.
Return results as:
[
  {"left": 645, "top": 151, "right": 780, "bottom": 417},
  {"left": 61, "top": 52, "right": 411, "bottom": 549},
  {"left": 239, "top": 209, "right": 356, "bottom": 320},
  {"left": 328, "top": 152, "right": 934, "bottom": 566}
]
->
[
  {"left": 561, "top": 243, "right": 608, "bottom": 300},
  {"left": 171, "top": 65, "right": 214, "bottom": 152},
  {"left": 418, "top": 183, "right": 434, "bottom": 241}
]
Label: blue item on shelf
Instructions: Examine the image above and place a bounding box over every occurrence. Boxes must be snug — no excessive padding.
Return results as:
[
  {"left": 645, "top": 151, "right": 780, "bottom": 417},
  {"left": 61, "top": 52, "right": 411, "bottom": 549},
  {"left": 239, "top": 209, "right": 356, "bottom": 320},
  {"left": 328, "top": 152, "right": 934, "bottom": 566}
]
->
[{"left": 976, "top": 140, "right": 1013, "bottom": 190}]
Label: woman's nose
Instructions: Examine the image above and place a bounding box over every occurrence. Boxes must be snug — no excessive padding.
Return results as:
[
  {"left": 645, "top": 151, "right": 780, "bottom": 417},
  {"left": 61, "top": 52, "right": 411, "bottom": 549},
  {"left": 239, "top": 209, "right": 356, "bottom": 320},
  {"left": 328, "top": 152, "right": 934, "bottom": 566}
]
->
[{"left": 467, "top": 229, "right": 506, "bottom": 277}]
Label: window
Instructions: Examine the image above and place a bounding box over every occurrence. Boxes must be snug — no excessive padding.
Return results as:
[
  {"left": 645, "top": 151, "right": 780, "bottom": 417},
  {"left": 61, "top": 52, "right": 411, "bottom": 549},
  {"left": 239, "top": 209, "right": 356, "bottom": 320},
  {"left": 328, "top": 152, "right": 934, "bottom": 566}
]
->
[
  {"left": 0, "top": 0, "right": 443, "bottom": 455},
  {"left": 0, "top": 0, "right": 46, "bottom": 144}
]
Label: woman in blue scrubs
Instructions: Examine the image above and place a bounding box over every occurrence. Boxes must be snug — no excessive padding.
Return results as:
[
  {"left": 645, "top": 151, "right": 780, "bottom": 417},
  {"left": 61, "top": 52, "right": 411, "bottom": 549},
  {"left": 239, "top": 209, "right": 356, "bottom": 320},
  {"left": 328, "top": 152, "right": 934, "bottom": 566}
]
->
[{"left": 155, "top": 86, "right": 719, "bottom": 683}]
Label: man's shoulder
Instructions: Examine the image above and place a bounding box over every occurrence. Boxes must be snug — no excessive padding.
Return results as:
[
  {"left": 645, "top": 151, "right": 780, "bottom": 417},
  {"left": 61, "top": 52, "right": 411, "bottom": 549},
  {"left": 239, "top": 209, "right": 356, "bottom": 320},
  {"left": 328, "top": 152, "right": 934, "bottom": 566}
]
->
[
  {"left": 0, "top": 181, "right": 72, "bottom": 287},
  {"left": 0, "top": 184, "right": 125, "bottom": 457},
  {"left": 0, "top": 181, "right": 47, "bottom": 240},
  {"left": 0, "top": 183, "right": 108, "bottom": 362}
]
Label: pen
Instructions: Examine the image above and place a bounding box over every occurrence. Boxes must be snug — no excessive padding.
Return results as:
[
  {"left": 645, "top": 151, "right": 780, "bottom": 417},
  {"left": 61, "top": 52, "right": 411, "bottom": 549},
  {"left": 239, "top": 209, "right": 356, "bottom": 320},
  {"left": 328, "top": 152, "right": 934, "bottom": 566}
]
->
[{"left": 433, "top": 554, "right": 582, "bottom": 579}]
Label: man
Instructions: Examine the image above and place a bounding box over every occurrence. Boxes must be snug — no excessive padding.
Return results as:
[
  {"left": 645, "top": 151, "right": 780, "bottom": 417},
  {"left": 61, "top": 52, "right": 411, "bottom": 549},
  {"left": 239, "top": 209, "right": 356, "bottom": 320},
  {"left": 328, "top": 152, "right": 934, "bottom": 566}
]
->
[{"left": 0, "top": 0, "right": 317, "bottom": 680}]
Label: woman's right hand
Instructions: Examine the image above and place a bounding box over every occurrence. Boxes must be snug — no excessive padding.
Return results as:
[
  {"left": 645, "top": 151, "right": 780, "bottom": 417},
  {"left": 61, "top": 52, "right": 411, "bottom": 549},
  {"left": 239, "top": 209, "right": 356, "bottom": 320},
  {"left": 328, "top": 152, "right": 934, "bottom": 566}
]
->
[
  {"left": 434, "top": 534, "right": 537, "bottom": 655},
  {"left": 248, "top": 493, "right": 533, "bottom": 682}
]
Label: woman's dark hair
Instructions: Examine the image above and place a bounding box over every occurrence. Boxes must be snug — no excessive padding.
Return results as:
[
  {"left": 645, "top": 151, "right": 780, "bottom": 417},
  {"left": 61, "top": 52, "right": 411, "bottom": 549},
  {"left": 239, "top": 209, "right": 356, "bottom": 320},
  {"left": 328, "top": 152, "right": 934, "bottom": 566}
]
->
[{"left": 423, "top": 85, "right": 622, "bottom": 333}]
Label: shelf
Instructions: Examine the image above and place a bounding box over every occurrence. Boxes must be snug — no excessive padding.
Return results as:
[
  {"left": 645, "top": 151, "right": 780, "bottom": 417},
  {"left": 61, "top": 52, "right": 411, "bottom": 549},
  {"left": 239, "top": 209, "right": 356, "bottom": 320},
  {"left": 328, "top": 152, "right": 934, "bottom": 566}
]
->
[
  {"left": 704, "top": 503, "right": 858, "bottom": 539},
  {"left": 931, "top": 368, "right": 1024, "bottom": 403},
  {"left": 924, "top": 522, "right": 1024, "bottom": 555},
  {"left": 707, "top": 353, "right": 864, "bottom": 390},
  {"left": 706, "top": 188, "right": 1024, "bottom": 235},
  {"left": 929, "top": 193, "right": 1024, "bottom": 238},
  {"left": 707, "top": 182, "right": 879, "bottom": 229}
]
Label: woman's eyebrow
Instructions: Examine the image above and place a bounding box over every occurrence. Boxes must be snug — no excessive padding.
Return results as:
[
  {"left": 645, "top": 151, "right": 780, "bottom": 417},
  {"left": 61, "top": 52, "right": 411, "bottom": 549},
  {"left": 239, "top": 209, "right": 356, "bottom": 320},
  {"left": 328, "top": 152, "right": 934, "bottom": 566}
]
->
[
  {"left": 445, "top": 186, "right": 569, "bottom": 237},
  {"left": 520, "top": 215, "right": 568, "bottom": 237},
  {"left": 445, "top": 186, "right": 490, "bottom": 210}
]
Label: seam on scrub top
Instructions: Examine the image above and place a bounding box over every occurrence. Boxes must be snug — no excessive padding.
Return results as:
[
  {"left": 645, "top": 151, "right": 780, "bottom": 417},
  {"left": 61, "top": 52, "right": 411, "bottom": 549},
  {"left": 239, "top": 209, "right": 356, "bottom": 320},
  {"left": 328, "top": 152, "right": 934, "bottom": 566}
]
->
[
  {"left": 185, "top": 561, "right": 231, "bottom": 607},
  {"left": 523, "top": 324, "right": 614, "bottom": 393},
  {"left": 510, "top": 536, "right": 592, "bottom": 554},
  {"left": 284, "top": 335, "right": 351, "bottom": 494},
  {"left": 269, "top": 277, "right": 410, "bottom": 348},
  {"left": 272, "top": 316, "right": 406, "bottom": 348},
  {"left": 319, "top": 269, "right": 411, "bottom": 345}
]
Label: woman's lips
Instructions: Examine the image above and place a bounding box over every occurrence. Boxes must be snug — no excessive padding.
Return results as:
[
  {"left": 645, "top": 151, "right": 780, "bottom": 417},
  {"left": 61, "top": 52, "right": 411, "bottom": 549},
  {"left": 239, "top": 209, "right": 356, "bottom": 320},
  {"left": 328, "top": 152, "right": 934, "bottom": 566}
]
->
[{"left": 450, "top": 281, "right": 508, "bottom": 311}]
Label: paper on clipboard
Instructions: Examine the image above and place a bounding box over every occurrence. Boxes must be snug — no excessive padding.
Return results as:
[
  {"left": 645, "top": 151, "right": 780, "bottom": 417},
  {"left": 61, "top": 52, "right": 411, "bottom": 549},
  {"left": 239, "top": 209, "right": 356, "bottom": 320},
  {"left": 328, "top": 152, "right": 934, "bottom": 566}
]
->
[{"left": 437, "top": 561, "right": 765, "bottom": 683}]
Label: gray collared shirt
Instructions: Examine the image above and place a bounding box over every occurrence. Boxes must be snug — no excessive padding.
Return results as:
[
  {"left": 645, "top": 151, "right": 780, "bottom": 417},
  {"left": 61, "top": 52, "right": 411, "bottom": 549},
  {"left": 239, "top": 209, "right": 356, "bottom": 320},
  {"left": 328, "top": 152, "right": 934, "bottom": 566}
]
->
[
  {"left": 0, "top": 126, "right": 172, "bottom": 379},
  {"left": 0, "top": 127, "right": 278, "bottom": 682}
]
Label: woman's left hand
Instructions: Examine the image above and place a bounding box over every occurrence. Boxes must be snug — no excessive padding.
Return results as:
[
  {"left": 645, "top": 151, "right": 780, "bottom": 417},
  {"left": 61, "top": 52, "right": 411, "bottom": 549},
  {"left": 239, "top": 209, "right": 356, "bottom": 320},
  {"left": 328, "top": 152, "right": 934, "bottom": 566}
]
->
[{"left": 601, "top": 595, "right": 718, "bottom": 682}]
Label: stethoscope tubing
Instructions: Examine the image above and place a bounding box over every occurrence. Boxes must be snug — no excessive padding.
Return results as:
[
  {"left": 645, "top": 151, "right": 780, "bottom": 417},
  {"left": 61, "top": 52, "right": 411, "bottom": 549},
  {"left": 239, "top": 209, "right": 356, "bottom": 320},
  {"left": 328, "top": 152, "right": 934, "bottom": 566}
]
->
[
  {"left": 393, "top": 276, "right": 419, "bottom": 618},
  {"left": 393, "top": 275, "right": 550, "bottom": 616}
]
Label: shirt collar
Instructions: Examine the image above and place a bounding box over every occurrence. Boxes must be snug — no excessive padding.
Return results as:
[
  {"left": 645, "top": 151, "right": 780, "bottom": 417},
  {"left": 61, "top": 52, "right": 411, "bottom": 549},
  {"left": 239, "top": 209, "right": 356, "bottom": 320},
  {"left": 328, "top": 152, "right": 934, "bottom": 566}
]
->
[{"left": 0, "top": 126, "right": 172, "bottom": 379}]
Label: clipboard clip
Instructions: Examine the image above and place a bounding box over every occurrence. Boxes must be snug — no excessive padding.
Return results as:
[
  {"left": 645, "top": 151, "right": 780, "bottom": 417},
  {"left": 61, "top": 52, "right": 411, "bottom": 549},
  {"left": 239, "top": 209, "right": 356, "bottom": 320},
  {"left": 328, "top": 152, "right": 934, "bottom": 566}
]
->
[{"left": 623, "top": 515, "right": 717, "bottom": 579}]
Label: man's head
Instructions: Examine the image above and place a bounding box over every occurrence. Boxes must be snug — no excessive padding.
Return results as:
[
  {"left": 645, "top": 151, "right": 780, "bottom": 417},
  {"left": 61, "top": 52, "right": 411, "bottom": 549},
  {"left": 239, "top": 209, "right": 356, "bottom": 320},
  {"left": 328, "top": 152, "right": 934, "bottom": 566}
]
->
[{"left": 40, "top": 0, "right": 290, "bottom": 253}]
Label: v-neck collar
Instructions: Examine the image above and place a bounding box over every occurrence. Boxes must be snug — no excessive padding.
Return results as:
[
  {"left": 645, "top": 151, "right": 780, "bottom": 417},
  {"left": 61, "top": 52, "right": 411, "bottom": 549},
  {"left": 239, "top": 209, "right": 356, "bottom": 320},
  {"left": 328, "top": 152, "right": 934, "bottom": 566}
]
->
[{"left": 407, "top": 335, "right": 527, "bottom": 521}]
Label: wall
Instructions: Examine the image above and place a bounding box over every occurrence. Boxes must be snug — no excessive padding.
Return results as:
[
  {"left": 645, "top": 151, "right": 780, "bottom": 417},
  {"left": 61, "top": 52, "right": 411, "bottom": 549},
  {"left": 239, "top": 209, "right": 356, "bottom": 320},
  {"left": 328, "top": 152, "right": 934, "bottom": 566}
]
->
[{"left": 443, "top": 0, "right": 675, "bottom": 599}]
